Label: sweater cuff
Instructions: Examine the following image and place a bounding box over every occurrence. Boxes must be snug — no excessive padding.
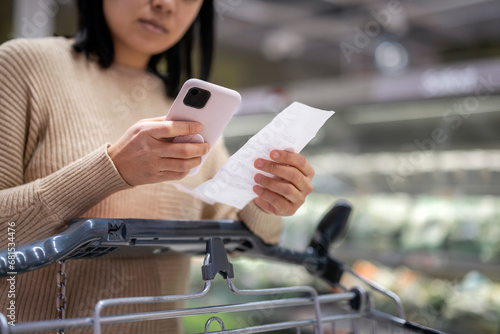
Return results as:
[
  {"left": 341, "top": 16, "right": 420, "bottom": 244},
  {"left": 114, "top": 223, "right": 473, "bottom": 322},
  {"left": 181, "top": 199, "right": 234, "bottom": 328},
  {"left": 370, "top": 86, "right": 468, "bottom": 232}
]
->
[
  {"left": 39, "top": 144, "right": 131, "bottom": 221},
  {"left": 238, "top": 201, "right": 283, "bottom": 244}
]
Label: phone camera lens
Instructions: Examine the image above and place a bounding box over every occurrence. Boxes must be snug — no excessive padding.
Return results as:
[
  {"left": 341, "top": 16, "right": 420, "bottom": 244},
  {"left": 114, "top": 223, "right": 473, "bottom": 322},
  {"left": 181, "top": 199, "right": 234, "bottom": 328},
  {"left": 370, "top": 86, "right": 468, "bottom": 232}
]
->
[{"left": 183, "top": 86, "right": 210, "bottom": 109}]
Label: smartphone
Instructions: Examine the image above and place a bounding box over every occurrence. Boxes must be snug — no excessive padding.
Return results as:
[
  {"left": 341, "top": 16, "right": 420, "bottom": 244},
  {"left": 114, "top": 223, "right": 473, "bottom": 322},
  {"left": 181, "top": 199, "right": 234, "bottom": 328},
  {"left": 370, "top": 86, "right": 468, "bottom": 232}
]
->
[{"left": 165, "top": 78, "right": 241, "bottom": 175}]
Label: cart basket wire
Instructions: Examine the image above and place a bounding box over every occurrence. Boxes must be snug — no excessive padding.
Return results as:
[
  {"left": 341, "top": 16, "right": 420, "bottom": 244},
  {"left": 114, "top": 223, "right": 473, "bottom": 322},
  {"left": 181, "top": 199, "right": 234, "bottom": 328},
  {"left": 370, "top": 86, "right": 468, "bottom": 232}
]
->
[{"left": 0, "top": 200, "right": 446, "bottom": 334}]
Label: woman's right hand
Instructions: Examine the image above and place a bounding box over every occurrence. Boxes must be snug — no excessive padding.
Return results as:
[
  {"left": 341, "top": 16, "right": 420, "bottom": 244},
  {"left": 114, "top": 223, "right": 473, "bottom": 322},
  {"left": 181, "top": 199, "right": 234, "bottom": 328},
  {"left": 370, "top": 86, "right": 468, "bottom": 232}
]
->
[{"left": 107, "top": 117, "right": 210, "bottom": 186}]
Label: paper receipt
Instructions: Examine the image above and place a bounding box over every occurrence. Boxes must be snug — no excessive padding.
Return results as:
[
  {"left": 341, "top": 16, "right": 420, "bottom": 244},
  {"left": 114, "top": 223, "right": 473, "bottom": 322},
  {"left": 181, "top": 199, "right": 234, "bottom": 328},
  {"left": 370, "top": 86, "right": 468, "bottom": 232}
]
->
[{"left": 174, "top": 101, "right": 335, "bottom": 209}]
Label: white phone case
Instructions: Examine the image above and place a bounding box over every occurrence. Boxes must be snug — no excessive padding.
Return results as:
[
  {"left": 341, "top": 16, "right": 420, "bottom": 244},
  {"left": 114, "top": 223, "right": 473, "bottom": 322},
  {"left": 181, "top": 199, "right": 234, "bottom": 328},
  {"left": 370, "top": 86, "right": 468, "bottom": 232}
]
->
[{"left": 165, "top": 78, "right": 241, "bottom": 175}]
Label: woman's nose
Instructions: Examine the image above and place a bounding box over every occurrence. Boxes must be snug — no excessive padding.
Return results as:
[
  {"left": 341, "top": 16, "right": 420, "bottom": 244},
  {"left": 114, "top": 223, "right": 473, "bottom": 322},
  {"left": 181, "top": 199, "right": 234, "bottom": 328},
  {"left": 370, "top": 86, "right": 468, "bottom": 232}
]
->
[{"left": 150, "top": 0, "right": 176, "bottom": 13}]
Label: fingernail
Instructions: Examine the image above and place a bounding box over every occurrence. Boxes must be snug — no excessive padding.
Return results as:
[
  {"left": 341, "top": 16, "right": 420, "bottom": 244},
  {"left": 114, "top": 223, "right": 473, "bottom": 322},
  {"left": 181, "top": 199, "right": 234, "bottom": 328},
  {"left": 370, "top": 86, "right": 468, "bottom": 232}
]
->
[
  {"left": 255, "top": 160, "right": 264, "bottom": 168},
  {"left": 255, "top": 174, "right": 262, "bottom": 182},
  {"left": 196, "top": 124, "right": 203, "bottom": 133},
  {"left": 253, "top": 185, "right": 263, "bottom": 194},
  {"left": 271, "top": 151, "right": 280, "bottom": 160}
]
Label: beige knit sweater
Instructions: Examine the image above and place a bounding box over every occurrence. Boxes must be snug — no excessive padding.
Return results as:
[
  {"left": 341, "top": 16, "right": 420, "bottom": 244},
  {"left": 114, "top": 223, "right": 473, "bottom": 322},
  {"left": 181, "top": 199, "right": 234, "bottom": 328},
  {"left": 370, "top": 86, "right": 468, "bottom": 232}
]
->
[{"left": 0, "top": 37, "right": 282, "bottom": 333}]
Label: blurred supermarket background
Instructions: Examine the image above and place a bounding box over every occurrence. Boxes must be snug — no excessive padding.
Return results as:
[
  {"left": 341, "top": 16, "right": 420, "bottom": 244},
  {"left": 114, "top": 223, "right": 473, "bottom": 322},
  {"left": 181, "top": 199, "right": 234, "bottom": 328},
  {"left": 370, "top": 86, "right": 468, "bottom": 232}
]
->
[{"left": 2, "top": 0, "right": 500, "bottom": 333}]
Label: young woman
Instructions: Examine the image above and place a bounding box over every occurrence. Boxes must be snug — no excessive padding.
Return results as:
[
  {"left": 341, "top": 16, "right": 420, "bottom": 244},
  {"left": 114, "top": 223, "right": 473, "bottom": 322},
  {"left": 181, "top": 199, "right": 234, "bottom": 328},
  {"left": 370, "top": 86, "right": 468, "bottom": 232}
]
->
[{"left": 0, "top": 0, "right": 315, "bottom": 332}]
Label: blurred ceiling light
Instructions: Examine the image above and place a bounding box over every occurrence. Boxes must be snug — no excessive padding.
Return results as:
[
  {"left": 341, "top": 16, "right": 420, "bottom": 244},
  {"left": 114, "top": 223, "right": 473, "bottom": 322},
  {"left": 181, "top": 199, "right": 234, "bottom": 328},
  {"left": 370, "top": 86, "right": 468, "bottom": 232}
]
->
[
  {"left": 261, "top": 30, "right": 306, "bottom": 62},
  {"left": 420, "top": 66, "right": 479, "bottom": 98},
  {"left": 374, "top": 40, "right": 409, "bottom": 75}
]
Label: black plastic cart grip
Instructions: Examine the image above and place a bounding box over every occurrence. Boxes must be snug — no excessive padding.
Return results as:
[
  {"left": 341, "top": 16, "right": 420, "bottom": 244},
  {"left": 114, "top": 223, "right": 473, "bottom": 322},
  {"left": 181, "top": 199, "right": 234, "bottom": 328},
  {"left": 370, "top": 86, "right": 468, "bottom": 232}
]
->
[
  {"left": 201, "top": 238, "right": 234, "bottom": 280},
  {"left": 308, "top": 200, "right": 352, "bottom": 257}
]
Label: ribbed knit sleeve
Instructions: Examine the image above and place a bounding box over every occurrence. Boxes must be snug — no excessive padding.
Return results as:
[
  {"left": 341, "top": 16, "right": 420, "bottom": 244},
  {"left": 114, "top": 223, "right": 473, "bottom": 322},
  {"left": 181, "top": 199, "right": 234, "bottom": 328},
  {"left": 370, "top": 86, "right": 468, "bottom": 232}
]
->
[
  {"left": 0, "top": 40, "right": 130, "bottom": 245},
  {"left": 37, "top": 145, "right": 131, "bottom": 221},
  {"left": 238, "top": 202, "right": 283, "bottom": 244}
]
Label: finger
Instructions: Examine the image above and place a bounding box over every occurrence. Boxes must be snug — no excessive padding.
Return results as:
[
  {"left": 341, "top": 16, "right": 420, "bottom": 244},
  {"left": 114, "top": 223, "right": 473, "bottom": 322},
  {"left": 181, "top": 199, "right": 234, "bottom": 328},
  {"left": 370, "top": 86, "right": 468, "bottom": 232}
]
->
[
  {"left": 253, "top": 196, "right": 278, "bottom": 215},
  {"left": 254, "top": 159, "right": 312, "bottom": 193},
  {"left": 269, "top": 150, "right": 315, "bottom": 178},
  {"left": 138, "top": 116, "right": 168, "bottom": 123},
  {"left": 152, "top": 142, "right": 210, "bottom": 159},
  {"left": 254, "top": 173, "right": 303, "bottom": 204},
  {"left": 253, "top": 185, "right": 296, "bottom": 215},
  {"left": 146, "top": 121, "right": 204, "bottom": 140}
]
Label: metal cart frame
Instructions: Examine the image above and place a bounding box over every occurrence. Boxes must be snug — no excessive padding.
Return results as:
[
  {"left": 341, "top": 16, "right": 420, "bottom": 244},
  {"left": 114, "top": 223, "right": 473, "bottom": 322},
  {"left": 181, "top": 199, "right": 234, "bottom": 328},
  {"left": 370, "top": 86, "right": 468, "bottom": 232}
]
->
[{"left": 0, "top": 201, "right": 446, "bottom": 334}]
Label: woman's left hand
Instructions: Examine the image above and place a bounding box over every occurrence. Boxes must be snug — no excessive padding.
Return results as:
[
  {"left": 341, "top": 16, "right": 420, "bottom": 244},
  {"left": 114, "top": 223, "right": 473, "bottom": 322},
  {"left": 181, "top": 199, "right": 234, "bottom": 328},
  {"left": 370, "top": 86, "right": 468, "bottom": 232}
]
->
[{"left": 253, "top": 150, "right": 315, "bottom": 216}]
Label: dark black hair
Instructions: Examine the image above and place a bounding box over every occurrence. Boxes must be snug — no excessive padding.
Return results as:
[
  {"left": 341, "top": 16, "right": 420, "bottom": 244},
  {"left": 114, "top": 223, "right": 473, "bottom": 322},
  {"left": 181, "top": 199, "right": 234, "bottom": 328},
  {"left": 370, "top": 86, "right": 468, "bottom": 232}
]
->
[{"left": 73, "top": 0, "right": 214, "bottom": 98}]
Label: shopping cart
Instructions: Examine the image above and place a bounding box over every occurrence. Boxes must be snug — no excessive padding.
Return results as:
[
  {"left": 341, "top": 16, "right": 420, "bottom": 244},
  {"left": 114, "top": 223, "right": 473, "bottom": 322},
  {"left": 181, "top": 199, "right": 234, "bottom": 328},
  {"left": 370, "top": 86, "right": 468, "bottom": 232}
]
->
[{"left": 0, "top": 200, "right": 446, "bottom": 334}]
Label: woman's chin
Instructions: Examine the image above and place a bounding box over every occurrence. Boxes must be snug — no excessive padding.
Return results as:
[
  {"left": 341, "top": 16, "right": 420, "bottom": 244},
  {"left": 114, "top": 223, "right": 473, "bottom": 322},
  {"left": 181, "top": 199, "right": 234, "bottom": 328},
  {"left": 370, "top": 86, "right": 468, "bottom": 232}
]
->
[{"left": 134, "top": 40, "right": 177, "bottom": 57}]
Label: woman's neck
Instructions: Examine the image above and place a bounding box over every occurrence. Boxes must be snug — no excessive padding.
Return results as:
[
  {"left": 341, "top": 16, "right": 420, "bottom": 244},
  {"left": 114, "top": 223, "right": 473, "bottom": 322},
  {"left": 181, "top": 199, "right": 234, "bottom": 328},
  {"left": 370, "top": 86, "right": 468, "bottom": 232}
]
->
[{"left": 113, "top": 42, "right": 150, "bottom": 70}]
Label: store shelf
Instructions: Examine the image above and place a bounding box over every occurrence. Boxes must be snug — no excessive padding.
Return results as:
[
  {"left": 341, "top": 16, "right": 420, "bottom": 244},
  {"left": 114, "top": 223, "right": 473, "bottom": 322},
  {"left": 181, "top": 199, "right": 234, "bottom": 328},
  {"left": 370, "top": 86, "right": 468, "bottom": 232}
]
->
[{"left": 333, "top": 244, "right": 500, "bottom": 281}]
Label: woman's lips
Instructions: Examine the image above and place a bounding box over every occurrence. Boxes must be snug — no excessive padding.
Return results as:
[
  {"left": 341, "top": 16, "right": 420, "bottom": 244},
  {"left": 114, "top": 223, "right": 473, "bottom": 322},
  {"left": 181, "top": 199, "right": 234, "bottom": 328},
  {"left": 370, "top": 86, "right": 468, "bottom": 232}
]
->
[{"left": 139, "top": 19, "right": 167, "bottom": 35}]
